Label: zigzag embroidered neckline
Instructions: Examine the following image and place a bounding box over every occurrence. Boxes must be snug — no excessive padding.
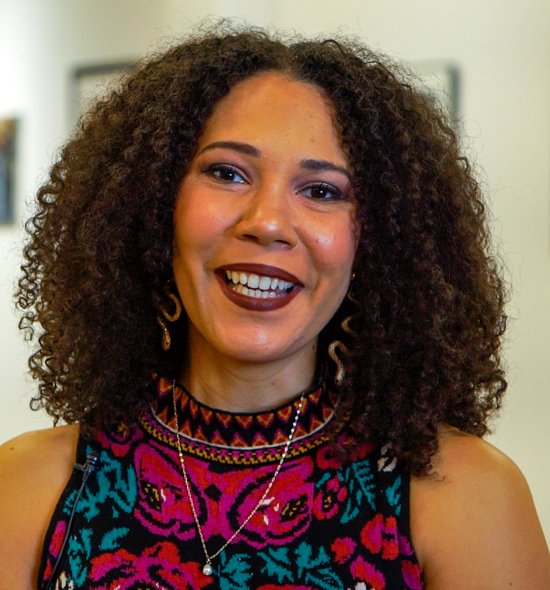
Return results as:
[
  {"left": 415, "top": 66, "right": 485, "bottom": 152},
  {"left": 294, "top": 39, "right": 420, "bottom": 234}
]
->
[{"left": 141, "top": 376, "right": 340, "bottom": 464}]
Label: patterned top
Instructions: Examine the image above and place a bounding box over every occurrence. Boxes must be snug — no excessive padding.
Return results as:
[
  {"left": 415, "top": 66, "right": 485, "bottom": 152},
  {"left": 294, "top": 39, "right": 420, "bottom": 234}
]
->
[{"left": 39, "top": 377, "right": 423, "bottom": 589}]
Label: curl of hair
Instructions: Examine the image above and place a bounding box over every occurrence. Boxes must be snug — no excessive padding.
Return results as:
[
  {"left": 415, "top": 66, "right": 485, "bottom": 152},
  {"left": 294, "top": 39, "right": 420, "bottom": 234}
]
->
[{"left": 16, "top": 22, "right": 507, "bottom": 475}]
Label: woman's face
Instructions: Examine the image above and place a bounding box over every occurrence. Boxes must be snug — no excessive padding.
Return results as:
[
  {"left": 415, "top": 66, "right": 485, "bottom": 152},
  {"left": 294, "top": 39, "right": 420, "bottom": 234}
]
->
[{"left": 173, "top": 72, "right": 358, "bottom": 367}]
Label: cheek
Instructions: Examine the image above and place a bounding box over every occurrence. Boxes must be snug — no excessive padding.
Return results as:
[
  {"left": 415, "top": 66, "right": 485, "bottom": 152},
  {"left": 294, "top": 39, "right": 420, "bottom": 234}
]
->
[
  {"left": 312, "top": 220, "right": 357, "bottom": 271},
  {"left": 173, "top": 192, "right": 226, "bottom": 255}
]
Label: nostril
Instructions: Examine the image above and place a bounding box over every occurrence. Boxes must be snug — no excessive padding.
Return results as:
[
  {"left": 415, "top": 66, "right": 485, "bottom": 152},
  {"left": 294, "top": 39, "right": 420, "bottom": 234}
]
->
[{"left": 238, "top": 233, "right": 294, "bottom": 248}]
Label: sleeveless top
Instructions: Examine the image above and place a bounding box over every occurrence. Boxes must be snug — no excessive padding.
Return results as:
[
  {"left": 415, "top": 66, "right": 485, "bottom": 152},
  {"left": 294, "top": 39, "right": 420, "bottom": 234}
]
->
[{"left": 38, "top": 377, "right": 423, "bottom": 589}]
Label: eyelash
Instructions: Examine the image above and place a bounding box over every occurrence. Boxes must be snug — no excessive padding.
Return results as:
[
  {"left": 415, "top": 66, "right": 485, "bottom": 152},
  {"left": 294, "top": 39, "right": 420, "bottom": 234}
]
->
[
  {"left": 202, "top": 164, "right": 345, "bottom": 202},
  {"left": 202, "top": 164, "right": 247, "bottom": 184},
  {"left": 299, "top": 182, "right": 344, "bottom": 202}
]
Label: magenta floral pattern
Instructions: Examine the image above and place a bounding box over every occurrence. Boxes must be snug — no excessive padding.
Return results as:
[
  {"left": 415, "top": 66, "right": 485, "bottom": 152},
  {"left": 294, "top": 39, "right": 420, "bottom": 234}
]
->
[{"left": 39, "top": 379, "right": 423, "bottom": 589}]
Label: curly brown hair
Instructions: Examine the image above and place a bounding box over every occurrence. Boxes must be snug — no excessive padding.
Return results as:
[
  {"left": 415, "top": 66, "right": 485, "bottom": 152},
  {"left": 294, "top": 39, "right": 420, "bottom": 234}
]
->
[{"left": 16, "top": 23, "right": 507, "bottom": 474}]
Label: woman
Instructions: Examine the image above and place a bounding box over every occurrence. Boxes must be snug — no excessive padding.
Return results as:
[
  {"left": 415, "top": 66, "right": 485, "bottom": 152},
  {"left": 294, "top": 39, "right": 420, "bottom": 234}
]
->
[{"left": 1, "top": 25, "right": 548, "bottom": 589}]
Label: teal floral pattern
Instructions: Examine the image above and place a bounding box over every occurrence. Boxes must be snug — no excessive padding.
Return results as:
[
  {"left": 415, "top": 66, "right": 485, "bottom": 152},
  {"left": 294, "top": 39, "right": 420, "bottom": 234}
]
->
[{"left": 39, "top": 380, "right": 422, "bottom": 589}]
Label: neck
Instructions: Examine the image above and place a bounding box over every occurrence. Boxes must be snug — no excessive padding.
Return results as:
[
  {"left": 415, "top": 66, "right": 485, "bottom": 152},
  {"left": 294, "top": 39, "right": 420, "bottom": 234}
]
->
[{"left": 179, "top": 333, "right": 318, "bottom": 413}]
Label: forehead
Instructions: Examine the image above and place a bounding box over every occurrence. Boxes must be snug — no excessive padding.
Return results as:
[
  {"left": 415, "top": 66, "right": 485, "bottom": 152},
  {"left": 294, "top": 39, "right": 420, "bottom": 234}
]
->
[{"left": 196, "top": 72, "right": 348, "bottom": 164}]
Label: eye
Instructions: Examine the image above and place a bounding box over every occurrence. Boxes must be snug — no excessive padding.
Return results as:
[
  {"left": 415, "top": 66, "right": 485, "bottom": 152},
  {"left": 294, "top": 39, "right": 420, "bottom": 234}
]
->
[
  {"left": 203, "top": 164, "right": 247, "bottom": 185},
  {"left": 300, "top": 182, "right": 344, "bottom": 201}
]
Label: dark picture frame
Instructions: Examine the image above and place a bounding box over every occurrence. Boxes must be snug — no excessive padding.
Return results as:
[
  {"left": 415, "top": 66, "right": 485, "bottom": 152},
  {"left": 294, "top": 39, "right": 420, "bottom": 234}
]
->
[
  {"left": 413, "top": 62, "right": 460, "bottom": 123},
  {"left": 72, "top": 62, "right": 135, "bottom": 123},
  {"left": 0, "top": 118, "right": 17, "bottom": 223}
]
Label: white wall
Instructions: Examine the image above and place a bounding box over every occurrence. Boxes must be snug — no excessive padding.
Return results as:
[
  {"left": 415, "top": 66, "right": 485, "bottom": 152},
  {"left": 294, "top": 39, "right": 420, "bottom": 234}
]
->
[{"left": 1, "top": 0, "right": 548, "bottom": 541}]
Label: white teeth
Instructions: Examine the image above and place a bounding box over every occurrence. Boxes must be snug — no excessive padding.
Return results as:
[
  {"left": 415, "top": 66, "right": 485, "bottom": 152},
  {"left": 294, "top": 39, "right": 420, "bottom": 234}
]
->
[
  {"left": 234, "top": 284, "right": 260, "bottom": 298},
  {"left": 259, "top": 276, "right": 271, "bottom": 290},
  {"left": 224, "top": 269, "right": 296, "bottom": 299},
  {"left": 248, "top": 274, "right": 260, "bottom": 289}
]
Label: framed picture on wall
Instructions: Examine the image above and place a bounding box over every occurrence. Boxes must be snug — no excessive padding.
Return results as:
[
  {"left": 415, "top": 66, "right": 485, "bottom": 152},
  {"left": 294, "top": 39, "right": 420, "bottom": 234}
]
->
[
  {"left": 412, "top": 62, "right": 460, "bottom": 123},
  {"left": 71, "top": 62, "right": 135, "bottom": 123},
  {"left": 0, "top": 118, "right": 17, "bottom": 223}
]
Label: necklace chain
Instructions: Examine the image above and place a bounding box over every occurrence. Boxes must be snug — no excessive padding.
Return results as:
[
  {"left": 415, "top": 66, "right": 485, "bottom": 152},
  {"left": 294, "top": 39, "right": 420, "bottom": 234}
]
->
[{"left": 171, "top": 381, "right": 305, "bottom": 577}]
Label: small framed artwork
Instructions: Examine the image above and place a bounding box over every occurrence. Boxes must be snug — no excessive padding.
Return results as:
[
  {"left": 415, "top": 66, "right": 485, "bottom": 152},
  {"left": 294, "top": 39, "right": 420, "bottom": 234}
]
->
[
  {"left": 412, "top": 62, "right": 460, "bottom": 123},
  {"left": 0, "top": 118, "right": 17, "bottom": 223},
  {"left": 72, "top": 62, "right": 134, "bottom": 122}
]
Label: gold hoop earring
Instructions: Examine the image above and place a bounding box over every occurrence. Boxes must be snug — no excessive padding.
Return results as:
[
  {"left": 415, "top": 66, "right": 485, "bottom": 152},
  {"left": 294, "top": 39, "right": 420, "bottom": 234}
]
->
[
  {"left": 156, "top": 287, "right": 182, "bottom": 351},
  {"left": 160, "top": 291, "right": 182, "bottom": 323}
]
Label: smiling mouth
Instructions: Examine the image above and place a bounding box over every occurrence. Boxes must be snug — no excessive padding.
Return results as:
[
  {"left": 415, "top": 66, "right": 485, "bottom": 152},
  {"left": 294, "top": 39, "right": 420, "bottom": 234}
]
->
[{"left": 224, "top": 270, "right": 296, "bottom": 299}]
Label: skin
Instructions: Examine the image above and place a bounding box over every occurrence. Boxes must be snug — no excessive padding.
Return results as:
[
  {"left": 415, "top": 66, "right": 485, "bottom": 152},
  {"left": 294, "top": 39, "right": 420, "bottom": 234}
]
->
[
  {"left": 172, "top": 73, "right": 358, "bottom": 411},
  {"left": 0, "top": 73, "right": 549, "bottom": 588},
  {"left": 0, "top": 424, "right": 79, "bottom": 588},
  {"left": 410, "top": 429, "right": 550, "bottom": 588}
]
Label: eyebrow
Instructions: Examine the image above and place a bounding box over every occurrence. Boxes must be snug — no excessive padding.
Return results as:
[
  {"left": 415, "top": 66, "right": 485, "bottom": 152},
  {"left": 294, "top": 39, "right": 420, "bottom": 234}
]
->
[
  {"left": 299, "top": 158, "right": 351, "bottom": 181},
  {"left": 198, "top": 141, "right": 351, "bottom": 180},
  {"left": 198, "top": 141, "right": 260, "bottom": 157}
]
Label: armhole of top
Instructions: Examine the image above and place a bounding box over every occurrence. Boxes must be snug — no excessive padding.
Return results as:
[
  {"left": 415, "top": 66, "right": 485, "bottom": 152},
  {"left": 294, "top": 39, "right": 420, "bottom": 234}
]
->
[
  {"left": 374, "top": 446, "right": 417, "bottom": 556},
  {"left": 36, "top": 433, "right": 87, "bottom": 588},
  {"left": 399, "top": 470, "right": 414, "bottom": 543}
]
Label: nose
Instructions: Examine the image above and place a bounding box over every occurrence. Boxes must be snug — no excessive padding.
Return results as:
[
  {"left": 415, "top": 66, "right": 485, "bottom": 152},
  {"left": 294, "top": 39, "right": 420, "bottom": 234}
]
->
[{"left": 234, "top": 182, "right": 298, "bottom": 248}]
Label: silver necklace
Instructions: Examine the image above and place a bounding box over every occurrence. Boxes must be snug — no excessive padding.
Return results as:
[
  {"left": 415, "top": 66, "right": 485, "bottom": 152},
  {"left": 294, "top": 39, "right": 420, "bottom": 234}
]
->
[{"left": 171, "top": 381, "right": 305, "bottom": 577}]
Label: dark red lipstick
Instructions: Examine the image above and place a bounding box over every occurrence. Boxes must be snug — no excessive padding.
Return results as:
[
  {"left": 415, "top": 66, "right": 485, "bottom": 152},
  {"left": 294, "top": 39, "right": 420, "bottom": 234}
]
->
[{"left": 215, "top": 264, "right": 303, "bottom": 311}]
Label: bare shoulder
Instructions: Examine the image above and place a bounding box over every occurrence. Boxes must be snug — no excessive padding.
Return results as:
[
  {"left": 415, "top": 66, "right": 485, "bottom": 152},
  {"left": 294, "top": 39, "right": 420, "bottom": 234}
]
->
[
  {"left": 410, "top": 428, "right": 550, "bottom": 589},
  {"left": 0, "top": 425, "right": 80, "bottom": 489},
  {"left": 0, "top": 425, "right": 79, "bottom": 589}
]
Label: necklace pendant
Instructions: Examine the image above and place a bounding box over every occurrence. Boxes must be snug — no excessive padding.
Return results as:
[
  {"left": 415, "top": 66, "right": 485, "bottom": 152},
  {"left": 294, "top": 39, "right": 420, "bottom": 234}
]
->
[{"left": 202, "top": 562, "right": 213, "bottom": 576}]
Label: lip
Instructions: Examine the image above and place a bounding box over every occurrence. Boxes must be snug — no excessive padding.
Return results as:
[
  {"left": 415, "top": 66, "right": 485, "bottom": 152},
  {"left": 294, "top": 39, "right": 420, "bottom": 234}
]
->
[{"left": 215, "top": 263, "right": 303, "bottom": 312}]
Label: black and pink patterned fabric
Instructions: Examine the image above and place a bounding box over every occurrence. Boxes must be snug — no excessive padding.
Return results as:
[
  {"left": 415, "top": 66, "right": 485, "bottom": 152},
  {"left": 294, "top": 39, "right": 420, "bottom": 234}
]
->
[{"left": 39, "top": 377, "right": 423, "bottom": 589}]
